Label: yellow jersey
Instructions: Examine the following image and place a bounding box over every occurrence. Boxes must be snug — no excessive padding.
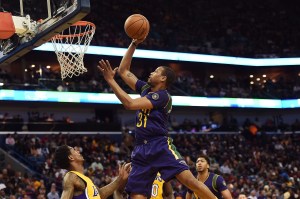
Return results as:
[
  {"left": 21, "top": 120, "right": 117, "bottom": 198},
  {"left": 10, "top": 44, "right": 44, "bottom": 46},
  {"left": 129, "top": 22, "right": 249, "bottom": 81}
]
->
[
  {"left": 151, "top": 173, "right": 165, "bottom": 199},
  {"left": 68, "top": 171, "right": 101, "bottom": 199}
]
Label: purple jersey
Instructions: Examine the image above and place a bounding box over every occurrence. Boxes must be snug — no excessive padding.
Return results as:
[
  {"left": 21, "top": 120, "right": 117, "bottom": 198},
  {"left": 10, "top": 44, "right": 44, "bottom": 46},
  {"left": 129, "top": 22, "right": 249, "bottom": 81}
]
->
[
  {"left": 188, "top": 173, "right": 228, "bottom": 199},
  {"left": 126, "top": 80, "right": 189, "bottom": 197},
  {"left": 135, "top": 80, "right": 172, "bottom": 144}
]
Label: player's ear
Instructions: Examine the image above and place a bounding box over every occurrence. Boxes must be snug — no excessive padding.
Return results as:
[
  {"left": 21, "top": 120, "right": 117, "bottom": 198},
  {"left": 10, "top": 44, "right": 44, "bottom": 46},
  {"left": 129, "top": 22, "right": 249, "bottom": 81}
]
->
[
  {"left": 68, "top": 155, "right": 74, "bottom": 161},
  {"left": 160, "top": 75, "right": 167, "bottom": 82}
]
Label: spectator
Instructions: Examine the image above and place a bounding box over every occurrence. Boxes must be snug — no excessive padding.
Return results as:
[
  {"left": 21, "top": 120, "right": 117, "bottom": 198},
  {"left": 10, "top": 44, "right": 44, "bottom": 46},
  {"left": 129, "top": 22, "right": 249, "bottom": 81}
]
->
[
  {"left": 90, "top": 157, "right": 104, "bottom": 174},
  {"left": 0, "top": 183, "right": 8, "bottom": 199},
  {"left": 238, "top": 193, "right": 247, "bottom": 199},
  {"left": 46, "top": 183, "right": 59, "bottom": 199},
  {"left": 5, "top": 134, "right": 15, "bottom": 149}
]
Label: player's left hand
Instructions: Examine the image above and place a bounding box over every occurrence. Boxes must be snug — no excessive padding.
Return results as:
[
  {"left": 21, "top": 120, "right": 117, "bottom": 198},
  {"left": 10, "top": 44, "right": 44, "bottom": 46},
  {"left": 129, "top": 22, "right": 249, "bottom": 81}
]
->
[{"left": 98, "top": 59, "right": 118, "bottom": 81}]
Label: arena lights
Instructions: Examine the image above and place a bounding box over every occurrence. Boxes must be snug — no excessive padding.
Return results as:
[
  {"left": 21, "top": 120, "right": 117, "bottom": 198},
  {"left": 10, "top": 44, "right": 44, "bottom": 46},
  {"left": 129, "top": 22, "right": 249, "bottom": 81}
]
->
[
  {"left": 35, "top": 43, "right": 300, "bottom": 66},
  {"left": 0, "top": 89, "right": 298, "bottom": 108}
]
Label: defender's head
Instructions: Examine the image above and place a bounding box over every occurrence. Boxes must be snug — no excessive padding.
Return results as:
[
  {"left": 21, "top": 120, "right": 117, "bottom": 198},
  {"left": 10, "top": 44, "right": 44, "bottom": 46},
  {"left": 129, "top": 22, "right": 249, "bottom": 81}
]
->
[{"left": 54, "top": 145, "right": 84, "bottom": 170}]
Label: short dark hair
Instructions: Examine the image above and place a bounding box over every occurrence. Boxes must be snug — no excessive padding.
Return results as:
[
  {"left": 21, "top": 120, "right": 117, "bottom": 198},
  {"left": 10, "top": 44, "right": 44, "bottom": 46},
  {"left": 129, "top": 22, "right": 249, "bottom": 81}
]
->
[
  {"left": 198, "top": 154, "right": 210, "bottom": 165},
  {"left": 54, "top": 145, "right": 71, "bottom": 170},
  {"left": 161, "top": 66, "right": 176, "bottom": 88}
]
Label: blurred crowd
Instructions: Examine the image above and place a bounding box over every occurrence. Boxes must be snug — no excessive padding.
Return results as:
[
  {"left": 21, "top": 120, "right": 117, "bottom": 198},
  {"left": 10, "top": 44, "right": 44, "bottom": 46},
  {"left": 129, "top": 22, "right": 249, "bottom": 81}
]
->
[
  {"left": 2, "top": 110, "right": 300, "bottom": 133},
  {"left": 86, "top": 0, "right": 300, "bottom": 58},
  {"left": 2, "top": 0, "right": 300, "bottom": 58},
  {"left": 2, "top": 0, "right": 300, "bottom": 99},
  {"left": 1, "top": 67, "right": 300, "bottom": 99},
  {"left": 1, "top": 132, "right": 299, "bottom": 199},
  {"left": 1, "top": 1, "right": 300, "bottom": 199}
]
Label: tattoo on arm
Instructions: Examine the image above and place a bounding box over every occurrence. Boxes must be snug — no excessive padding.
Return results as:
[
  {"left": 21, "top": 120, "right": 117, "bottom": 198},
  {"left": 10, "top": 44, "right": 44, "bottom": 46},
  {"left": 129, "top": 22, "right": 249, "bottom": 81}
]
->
[{"left": 126, "top": 72, "right": 138, "bottom": 80}]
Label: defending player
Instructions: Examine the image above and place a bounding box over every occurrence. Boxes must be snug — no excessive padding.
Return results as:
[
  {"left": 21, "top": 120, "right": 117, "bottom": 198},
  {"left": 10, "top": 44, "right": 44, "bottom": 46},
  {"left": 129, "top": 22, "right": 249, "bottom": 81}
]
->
[{"left": 54, "top": 145, "right": 131, "bottom": 199}]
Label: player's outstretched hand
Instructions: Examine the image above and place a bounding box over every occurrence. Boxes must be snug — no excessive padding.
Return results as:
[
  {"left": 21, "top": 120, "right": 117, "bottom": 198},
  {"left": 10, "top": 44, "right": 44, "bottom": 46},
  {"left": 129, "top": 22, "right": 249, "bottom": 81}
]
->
[
  {"left": 118, "top": 162, "right": 131, "bottom": 181},
  {"left": 97, "top": 59, "right": 118, "bottom": 81}
]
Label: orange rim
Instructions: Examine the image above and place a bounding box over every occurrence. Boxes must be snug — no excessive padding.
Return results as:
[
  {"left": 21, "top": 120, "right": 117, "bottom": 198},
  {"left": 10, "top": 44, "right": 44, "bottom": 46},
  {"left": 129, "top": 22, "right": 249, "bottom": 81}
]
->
[{"left": 52, "top": 21, "right": 96, "bottom": 39}]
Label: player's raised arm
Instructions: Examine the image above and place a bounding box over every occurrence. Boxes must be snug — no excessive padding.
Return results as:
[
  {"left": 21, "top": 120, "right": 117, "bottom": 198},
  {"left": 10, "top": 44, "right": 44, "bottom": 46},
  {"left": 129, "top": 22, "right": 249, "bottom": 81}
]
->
[
  {"left": 98, "top": 162, "right": 131, "bottom": 199},
  {"left": 118, "top": 14, "right": 149, "bottom": 91},
  {"left": 117, "top": 40, "right": 139, "bottom": 91}
]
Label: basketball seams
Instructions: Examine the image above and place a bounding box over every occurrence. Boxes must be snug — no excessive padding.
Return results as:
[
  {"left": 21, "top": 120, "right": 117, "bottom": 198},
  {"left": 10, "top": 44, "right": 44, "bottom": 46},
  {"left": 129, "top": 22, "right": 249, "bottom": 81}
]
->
[
  {"left": 126, "top": 19, "right": 144, "bottom": 32},
  {"left": 131, "top": 19, "right": 145, "bottom": 39},
  {"left": 125, "top": 18, "right": 144, "bottom": 38},
  {"left": 124, "top": 14, "right": 150, "bottom": 39}
]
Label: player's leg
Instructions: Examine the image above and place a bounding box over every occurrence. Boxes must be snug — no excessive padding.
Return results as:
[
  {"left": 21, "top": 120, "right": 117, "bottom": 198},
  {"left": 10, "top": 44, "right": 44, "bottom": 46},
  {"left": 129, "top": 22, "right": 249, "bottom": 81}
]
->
[
  {"left": 175, "top": 170, "right": 216, "bottom": 199},
  {"left": 125, "top": 144, "right": 157, "bottom": 199},
  {"left": 155, "top": 137, "right": 216, "bottom": 199}
]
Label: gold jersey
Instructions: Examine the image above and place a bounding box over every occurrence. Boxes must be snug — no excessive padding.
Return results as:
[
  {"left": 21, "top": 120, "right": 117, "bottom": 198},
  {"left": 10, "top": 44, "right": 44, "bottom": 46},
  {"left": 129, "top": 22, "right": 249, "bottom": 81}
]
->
[
  {"left": 68, "top": 171, "right": 101, "bottom": 199},
  {"left": 151, "top": 173, "right": 165, "bottom": 199}
]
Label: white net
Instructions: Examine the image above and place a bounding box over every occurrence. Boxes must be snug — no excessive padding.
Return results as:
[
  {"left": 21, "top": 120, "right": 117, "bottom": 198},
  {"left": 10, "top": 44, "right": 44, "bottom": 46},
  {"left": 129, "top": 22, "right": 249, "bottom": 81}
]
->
[{"left": 51, "top": 21, "right": 95, "bottom": 79}]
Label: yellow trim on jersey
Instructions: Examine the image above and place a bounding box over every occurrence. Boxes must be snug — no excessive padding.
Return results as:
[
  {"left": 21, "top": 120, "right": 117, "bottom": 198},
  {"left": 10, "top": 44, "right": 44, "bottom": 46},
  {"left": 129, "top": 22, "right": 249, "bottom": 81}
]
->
[{"left": 69, "top": 171, "right": 101, "bottom": 199}]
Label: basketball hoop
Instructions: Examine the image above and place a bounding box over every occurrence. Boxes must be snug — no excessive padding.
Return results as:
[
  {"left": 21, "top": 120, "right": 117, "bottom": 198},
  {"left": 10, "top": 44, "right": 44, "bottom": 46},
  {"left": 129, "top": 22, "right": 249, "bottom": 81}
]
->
[{"left": 51, "top": 21, "right": 96, "bottom": 79}]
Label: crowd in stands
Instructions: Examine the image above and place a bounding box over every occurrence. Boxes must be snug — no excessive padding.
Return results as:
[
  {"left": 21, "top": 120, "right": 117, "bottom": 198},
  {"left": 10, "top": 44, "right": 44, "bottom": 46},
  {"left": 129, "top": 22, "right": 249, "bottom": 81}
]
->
[
  {"left": 1, "top": 132, "right": 299, "bottom": 199},
  {"left": 2, "top": 66, "right": 300, "bottom": 99},
  {"left": 2, "top": 110, "right": 300, "bottom": 133},
  {"left": 0, "top": 111, "right": 119, "bottom": 132},
  {"left": 86, "top": 0, "right": 300, "bottom": 58},
  {"left": 1, "top": 2, "right": 300, "bottom": 199},
  {"left": 2, "top": 0, "right": 300, "bottom": 58},
  {"left": 3, "top": 0, "right": 300, "bottom": 99}
]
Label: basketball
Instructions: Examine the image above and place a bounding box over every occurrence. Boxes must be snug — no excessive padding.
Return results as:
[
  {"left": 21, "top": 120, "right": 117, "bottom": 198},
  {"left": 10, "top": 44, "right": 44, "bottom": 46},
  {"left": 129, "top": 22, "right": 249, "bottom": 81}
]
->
[{"left": 124, "top": 14, "right": 150, "bottom": 40}]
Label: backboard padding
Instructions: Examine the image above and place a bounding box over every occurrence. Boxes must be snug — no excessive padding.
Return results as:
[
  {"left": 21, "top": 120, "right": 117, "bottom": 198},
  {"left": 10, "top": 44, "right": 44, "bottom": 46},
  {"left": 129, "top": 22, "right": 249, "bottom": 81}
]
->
[{"left": 0, "top": 0, "right": 91, "bottom": 65}]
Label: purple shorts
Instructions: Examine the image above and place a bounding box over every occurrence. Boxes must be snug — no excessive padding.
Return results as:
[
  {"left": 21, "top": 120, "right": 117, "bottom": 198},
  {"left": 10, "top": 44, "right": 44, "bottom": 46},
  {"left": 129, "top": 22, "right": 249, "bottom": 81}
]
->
[{"left": 125, "top": 136, "right": 189, "bottom": 197}]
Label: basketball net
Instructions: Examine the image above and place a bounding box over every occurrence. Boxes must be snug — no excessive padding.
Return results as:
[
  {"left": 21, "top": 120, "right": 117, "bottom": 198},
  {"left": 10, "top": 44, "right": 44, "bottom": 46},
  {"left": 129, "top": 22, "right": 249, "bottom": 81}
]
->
[{"left": 51, "top": 21, "right": 96, "bottom": 79}]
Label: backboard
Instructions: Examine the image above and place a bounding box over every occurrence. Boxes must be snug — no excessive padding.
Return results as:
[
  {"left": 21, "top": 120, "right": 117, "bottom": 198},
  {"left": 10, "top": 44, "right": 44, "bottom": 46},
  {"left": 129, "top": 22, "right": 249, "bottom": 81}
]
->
[{"left": 0, "top": 0, "right": 91, "bottom": 65}]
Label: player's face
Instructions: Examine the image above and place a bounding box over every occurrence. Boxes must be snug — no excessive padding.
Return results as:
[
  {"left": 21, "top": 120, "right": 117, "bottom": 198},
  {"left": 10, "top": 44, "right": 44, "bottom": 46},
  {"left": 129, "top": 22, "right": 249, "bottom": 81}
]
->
[
  {"left": 196, "top": 157, "right": 209, "bottom": 172},
  {"left": 68, "top": 146, "right": 84, "bottom": 162},
  {"left": 147, "top": 67, "right": 165, "bottom": 86}
]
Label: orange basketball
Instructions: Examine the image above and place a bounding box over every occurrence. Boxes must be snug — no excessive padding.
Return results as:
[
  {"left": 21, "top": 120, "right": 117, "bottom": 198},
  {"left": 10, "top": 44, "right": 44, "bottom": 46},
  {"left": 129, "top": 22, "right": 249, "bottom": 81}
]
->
[{"left": 124, "top": 14, "right": 150, "bottom": 40}]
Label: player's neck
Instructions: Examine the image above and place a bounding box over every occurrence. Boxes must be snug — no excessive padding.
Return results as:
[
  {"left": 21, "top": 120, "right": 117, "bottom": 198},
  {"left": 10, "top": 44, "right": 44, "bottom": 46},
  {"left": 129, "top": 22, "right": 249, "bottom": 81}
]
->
[
  {"left": 70, "top": 163, "right": 85, "bottom": 174},
  {"left": 197, "top": 171, "right": 210, "bottom": 182},
  {"left": 151, "top": 84, "right": 167, "bottom": 92}
]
